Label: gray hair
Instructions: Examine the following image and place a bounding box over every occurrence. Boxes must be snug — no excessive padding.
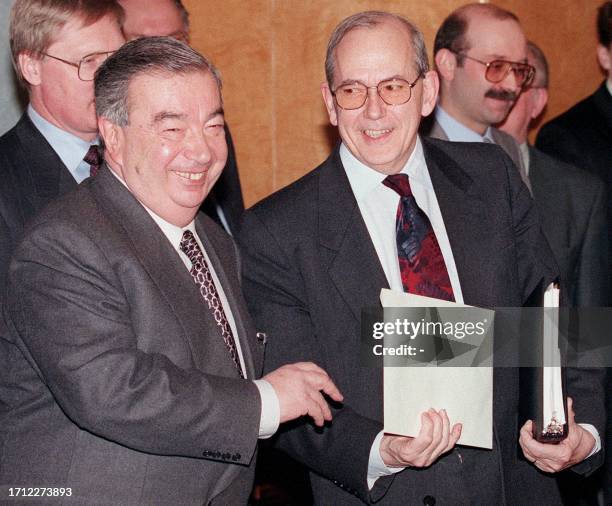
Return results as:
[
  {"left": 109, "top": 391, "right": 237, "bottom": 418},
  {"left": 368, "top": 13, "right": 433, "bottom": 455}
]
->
[
  {"left": 95, "top": 36, "right": 221, "bottom": 126},
  {"left": 527, "top": 41, "right": 549, "bottom": 88},
  {"left": 324, "top": 11, "right": 429, "bottom": 88}
]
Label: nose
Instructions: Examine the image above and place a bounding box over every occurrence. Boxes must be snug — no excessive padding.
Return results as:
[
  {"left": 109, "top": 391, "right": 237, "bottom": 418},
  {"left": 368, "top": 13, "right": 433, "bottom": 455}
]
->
[
  {"left": 501, "top": 66, "right": 523, "bottom": 91},
  {"left": 184, "top": 129, "right": 212, "bottom": 165},
  {"left": 363, "top": 87, "right": 385, "bottom": 120}
]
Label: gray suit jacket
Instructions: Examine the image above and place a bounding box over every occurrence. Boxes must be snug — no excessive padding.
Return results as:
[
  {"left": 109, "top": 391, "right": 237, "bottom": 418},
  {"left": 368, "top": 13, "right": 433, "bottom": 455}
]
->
[
  {"left": 423, "top": 115, "right": 531, "bottom": 192},
  {"left": 1, "top": 166, "right": 264, "bottom": 505},
  {"left": 239, "top": 138, "right": 605, "bottom": 504}
]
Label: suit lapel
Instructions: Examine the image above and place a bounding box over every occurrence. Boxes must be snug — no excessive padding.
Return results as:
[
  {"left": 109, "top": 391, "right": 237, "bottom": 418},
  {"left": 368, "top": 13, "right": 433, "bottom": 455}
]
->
[
  {"left": 90, "top": 166, "right": 242, "bottom": 378},
  {"left": 422, "top": 139, "right": 491, "bottom": 307},
  {"left": 318, "top": 149, "right": 388, "bottom": 321},
  {"left": 13, "top": 114, "right": 77, "bottom": 213}
]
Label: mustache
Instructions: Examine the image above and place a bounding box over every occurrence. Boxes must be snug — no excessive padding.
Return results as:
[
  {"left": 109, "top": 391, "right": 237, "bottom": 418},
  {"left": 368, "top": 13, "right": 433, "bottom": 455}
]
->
[{"left": 484, "top": 88, "right": 518, "bottom": 102}]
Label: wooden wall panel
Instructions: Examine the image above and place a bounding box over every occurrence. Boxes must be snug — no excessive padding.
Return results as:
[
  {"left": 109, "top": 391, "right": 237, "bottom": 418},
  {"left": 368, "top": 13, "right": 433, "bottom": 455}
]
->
[{"left": 186, "top": 0, "right": 606, "bottom": 207}]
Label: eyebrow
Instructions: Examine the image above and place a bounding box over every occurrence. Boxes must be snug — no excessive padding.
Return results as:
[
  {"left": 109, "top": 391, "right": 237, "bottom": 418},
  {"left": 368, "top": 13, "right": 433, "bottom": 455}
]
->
[
  {"left": 151, "top": 108, "right": 225, "bottom": 124},
  {"left": 336, "top": 75, "right": 407, "bottom": 87}
]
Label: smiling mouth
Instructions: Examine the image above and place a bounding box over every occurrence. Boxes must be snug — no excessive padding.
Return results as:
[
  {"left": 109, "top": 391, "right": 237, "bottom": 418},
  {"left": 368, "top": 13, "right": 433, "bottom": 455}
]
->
[
  {"left": 175, "top": 171, "right": 206, "bottom": 181},
  {"left": 364, "top": 128, "right": 393, "bottom": 139}
]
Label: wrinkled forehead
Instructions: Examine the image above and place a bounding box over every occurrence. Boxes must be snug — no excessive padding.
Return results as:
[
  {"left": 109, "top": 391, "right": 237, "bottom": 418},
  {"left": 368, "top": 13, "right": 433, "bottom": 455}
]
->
[
  {"left": 121, "top": 0, "right": 185, "bottom": 38},
  {"left": 463, "top": 13, "right": 527, "bottom": 60},
  {"left": 333, "top": 21, "right": 417, "bottom": 83},
  {"left": 125, "top": 69, "right": 221, "bottom": 118}
]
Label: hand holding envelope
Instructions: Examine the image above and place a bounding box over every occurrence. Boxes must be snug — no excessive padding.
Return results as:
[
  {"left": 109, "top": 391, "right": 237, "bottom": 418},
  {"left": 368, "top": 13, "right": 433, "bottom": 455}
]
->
[{"left": 379, "top": 408, "right": 462, "bottom": 468}]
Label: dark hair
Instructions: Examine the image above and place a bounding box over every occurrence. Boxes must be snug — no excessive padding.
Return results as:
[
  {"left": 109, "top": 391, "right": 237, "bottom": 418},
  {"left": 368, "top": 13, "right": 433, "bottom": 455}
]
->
[
  {"left": 597, "top": 1, "right": 612, "bottom": 47},
  {"left": 434, "top": 3, "right": 519, "bottom": 66},
  {"left": 95, "top": 36, "right": 221, "bottom": 126},
  {"left": 325, "top": 11, "right": 429, "bottom": 88}
]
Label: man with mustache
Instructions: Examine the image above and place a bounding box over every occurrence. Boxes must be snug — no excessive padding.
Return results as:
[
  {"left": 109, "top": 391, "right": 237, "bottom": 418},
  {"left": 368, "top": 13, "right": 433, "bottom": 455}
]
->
[{"left": 421, "top": 3, "right": 531, "bottom": 190}]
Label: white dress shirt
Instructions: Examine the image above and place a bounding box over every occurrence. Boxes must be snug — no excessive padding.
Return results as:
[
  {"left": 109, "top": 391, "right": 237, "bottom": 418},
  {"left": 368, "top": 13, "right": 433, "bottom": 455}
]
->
[
  {"left": 340, "top": 138, "right": 463, "bottom": 487},
  {"left": 108, "top": 168, "right": 280, "bottom": 438}
]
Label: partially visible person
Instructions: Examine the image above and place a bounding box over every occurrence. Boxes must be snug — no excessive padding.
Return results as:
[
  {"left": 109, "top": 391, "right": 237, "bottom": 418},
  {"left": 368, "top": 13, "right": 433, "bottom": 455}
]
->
[
  {"left": 0, "top": 0, "right": 125, "bottom": 293},
  {"left": 536, "top": 1, "right": 611, "bottom": 192},
  {"left": 0, "top": 0, "right": 22, "bottom": 136},
  {"left": 499, "top": 41, "right": 608, "bottom": 308},
  {"left": 119, "top": 0, "right": 245, "bottom": 235},
  {"left": 239, "top": 10, "right": 604, "bottom": 505},
  {"left": 1, "top": 36, "right": 342, "bottom": 504},
  {"left": 422, "top": 3, "right": 532, "bottom": 190}
]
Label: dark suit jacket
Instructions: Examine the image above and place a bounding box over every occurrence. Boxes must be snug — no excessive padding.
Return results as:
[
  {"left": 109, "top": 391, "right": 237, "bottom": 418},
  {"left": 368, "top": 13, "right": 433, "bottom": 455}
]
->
[
  {"left": 528, "top": 146, "right": 608, "bottom": 307},
  {"left": 536, "top": 81, "right": 612, "bottom": 306},
  {"left": 238, "top": 138, "right": 605, "bottom": 504},
  {"left": 0, "top": 113, "right": 77, "bottom": 293},
  {"left": 1, "top": 166, "right": 264, "bottom": 504},
  {"left": 202, "top": 125, "right": 245, "bottom": 235}
]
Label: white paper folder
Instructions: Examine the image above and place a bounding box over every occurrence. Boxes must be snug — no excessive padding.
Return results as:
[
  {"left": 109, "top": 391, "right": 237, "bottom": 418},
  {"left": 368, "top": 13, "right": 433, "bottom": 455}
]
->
[{"left": 380, "top": 288, "right": 494, "bottom": 449}]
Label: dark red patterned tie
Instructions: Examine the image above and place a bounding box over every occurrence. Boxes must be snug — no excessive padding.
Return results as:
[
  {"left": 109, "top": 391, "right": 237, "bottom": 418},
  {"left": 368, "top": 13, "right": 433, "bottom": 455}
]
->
[
  {"left": 383, "top": 174, "right": 455, "bottom": 301},
  {"left": 84, "top": 145, "right": 102, "bottom": 177},
  {"left": 180, "top": 230, "right": 244, "bottom": 378}
]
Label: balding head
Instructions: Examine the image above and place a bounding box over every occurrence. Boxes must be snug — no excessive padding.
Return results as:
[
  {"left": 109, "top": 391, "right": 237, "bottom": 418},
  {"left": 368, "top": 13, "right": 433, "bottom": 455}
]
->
[{"left": 119, "top": 0, "right": 189, "bottom": 43}]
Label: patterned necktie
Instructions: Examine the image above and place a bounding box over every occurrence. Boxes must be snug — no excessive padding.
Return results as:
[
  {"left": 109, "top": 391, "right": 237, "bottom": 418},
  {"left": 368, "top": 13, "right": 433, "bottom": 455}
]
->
[
  {"left": 84, "top": 145, "right": 102, "bottom": 177},
  {"left": 383, "top": 174, "right": 455, "bottom": 301},
  {"left": 179, "top": 230, "right": 244, "bottom": 378}
]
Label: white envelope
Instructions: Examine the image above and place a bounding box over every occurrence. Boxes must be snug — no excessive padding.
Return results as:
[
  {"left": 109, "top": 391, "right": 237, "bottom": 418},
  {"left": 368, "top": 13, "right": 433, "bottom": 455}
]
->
[{"left": 380, "top": 288, "right": 494, "bottom": 449}]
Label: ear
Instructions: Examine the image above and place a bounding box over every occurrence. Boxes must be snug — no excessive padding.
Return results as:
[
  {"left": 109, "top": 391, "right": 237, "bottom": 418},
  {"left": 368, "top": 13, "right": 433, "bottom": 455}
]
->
[
  {"left": 434, "top": 48, "right": 457, "bottom": 82},
  {"left": 420, "top": 70, "right": 439, "bottom": 117},
  {"left": 529, "top": 87, "right": 548, "bottom": 120},
  {"left": 596, "top": 44, "right": 611, "bottom": 72},
  {"left": 98, "top": 116, "right": 125, "bottom": 172},
  {"left": 321, "top": 81, "right": 338, "bottom": 126},
  {"left": 18, "top": 51, "right": 43, "bottom": 86}
]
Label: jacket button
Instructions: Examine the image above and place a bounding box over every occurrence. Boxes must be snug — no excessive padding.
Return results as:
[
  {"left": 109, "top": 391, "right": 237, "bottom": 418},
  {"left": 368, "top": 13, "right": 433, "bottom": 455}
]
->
[{"left": 423, "top": 496, "right": 436, "bottom": 505}]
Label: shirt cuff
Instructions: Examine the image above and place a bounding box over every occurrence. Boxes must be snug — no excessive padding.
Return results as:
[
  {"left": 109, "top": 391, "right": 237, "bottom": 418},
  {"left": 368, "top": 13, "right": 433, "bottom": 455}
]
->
[
  {"left": 254, "top": 379, "right": 280, "bottom": 439},
  {"left": 578, "top": 423, "right": 601, "bottom": 458},
  {"left": 367, "top": 431, "right": 404, "bottom": 490}
]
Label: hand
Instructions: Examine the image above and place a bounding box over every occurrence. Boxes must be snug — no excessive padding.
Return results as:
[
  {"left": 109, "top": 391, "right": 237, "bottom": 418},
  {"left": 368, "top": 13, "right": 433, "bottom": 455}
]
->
[
  {"left": 519, "top": 397, "right": 596, "bottom": 473},
  {"left": 263, "top": 362, "right": 343, "bottom": 427},
  {"left": 379, "top": 408, "right": 462, "bottom": 468}
]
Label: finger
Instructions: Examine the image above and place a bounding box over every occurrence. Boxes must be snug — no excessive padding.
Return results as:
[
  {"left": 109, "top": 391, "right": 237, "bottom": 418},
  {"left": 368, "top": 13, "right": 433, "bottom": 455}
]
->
[
  {"left": 411, "top": 412, "right": 434, "bottom": 455},
  {"left": 310, "top": 391, "right": 333, "bottom": 422},
  {"left": 447, "top": 423, "right": 462, "bottom": 450},
  {"left": 305, "top": 397, "right": 325, "bottom": 427},
  {"left": 319, "top": 377, "right": 344, "bottom": 402},
  {"left": 429, "top": 409, "right": 451, "bottom": 464},
  {"left": 566, "top": 397, "right": 576, "bottom": 427}
]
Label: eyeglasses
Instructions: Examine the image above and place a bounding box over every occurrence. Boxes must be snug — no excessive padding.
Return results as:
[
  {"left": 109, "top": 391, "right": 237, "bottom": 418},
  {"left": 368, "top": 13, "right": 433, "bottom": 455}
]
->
[
  {"left": 331, "top": 75, "right": 423, "bottom": 110},
  {"left": 453, "top": 52, "right": 535, "bottom": 88},
  {"left": 40, "top": 51, "right": 115, "bottom": 81}
]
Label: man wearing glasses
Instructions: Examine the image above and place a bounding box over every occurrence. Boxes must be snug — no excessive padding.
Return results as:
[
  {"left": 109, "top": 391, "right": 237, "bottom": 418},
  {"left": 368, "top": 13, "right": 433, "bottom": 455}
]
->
[
  {"left": 239, "top": 10, "right": 603, "bottom": 505},
  {"left": 0, "top": 0, "right": 125, "bottom": 293},
  {"left": 423, "top": 3, "right": 533, "bottom": 190}
]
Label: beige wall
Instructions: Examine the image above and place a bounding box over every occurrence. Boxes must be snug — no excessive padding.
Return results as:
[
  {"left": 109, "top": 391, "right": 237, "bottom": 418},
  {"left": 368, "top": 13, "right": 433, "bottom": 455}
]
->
[{"left": 186, "top": 0, "right": 606, "bottom": 207}]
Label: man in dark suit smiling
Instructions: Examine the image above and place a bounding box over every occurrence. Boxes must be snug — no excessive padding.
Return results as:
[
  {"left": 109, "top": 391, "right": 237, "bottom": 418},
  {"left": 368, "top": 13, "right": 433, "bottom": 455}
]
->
[{"left": 239, "top": 10, "right": 605, "bottom": 505}]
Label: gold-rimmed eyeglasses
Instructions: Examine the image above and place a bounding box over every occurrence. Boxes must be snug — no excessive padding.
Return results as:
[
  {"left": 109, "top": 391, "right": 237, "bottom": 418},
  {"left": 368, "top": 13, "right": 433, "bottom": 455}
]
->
[
  {"left": 452, "top": 51, "right": 535, "bottom": 88},
  {"left": 40, "top": 51, "right": 115, "bottom": 81},
  {"left": 331, "top": 75, "right": 423, "bottom": 110}
]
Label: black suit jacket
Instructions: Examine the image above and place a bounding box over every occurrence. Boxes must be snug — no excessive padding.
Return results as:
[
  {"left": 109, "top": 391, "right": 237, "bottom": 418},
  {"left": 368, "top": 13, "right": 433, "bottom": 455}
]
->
[
  {"left": 528, "top": 146, "right": 608, "bottom": 307},
  {"left": 1, "top": 166, "right": 264, "bottom": 504},
  {"left": 0, "top": 113, "right": 77, "bottom": 292},
  {"left": 238, "top": 138, "right": 605, "bottom": 504},
  {"left": 536, "top": 83, "right": 612, "bottom": 303}
]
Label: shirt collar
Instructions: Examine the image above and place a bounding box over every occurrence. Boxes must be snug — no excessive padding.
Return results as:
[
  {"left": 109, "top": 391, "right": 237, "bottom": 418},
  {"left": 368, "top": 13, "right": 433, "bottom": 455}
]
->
[
  {"left": 606, "top": 79, "right": 612, "bottom": 97},
  {"left": 340, "top": 135, "right": 430, "bottom": 201},
  {"left": 435, "top": 105, "right": 494, "bottom": 143},
  {"left": 107, "top": 164, "right": 196, "bottom": 247},
  {"left": 27, "top": 104, "right": 97, "bottom": 174}
]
